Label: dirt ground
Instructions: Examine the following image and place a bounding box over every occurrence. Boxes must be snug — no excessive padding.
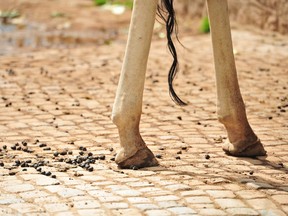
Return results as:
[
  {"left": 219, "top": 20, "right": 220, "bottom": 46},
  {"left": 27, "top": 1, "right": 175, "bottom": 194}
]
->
[
  {"left": 0, "top": 0, "right": 133, "bottom": 55},
  {"left": 0, "top": 1, "right": 288, "bottom": 215}
]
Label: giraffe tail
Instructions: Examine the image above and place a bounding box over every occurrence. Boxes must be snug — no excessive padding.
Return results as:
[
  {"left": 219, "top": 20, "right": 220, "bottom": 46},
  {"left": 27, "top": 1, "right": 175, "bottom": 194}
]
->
[{"left": 157, "top": 0, "right": 187, "bottom": 106}]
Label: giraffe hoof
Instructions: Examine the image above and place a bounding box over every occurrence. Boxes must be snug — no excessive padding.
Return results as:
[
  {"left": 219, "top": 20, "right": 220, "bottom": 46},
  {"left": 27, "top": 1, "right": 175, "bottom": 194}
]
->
[
  {"left": 222, "top": 138, "right": 267, "bottom": 157},
  {"left": 116, "top": 147, "right": 159, "bottom": 169}
]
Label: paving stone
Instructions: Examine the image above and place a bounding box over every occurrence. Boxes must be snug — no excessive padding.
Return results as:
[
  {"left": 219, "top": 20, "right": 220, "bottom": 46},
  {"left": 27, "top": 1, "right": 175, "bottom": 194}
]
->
[
  {"left": 246, "top": 182, "right": 274, "bottom": 190},
  {"left": 271, "top": 194, "right": 288, "bottom": 205},
  {"left": 0, "top": 207, "right": 15, "bottom": 215},
  {"left": 180, "top": 190, "right": 206, "bottom": 196},
  {"left": 103, "top": 202, "right": 129, "bottom": 209},
  {"left": 54, "top": 212, "right": 75, "bottom": 216},
  {"left": 245, "top": 198, "right": 278, "bottom": 210},
  {"left": 282, "top": 206, "right": 288, "bottom": 214},
  {"left": 157, "top": 201, "right": 182, "bottom": 208},
  {"left": 77, "top": 209, "right": 106, "bottom": 216},
  {"left": 226, "top": 208, "right": 259, "bottom": 216},
  {"left": 191, "top": 203, "right": 216, "bottom": 209},
  {"left": 44, "top": 203, "right": 70, "bottom": 213},
  {"left": 72, "top": 200, "right": 101, "bottom": 209},
  {"left": 258, "top": 209, "right": 287, "bottom": 216},
  {"left": 127, "top": 197, "right": 151, "bottom": 204},
  {"left": 153, "top": 195, "right": 180, "bottom": 202},
  {"left": 9, "top": 203, "right": 45, "bottom": 214},
  {"left": 236, "top": 190, "right": 267, "bottom": 199},
  {"left": 33, "top": 195, "right": 60, "bottom": 203},
  {"left": 206, "top": 190, "right": 236, "bottom": 198},
  {"left": 168, "top": 206, "right": 197, "bottom": 215},
  {"left": 145, "top": 209, "right": 172, "bottom": 216},
  {"left": 198, "top": 208, "right": 227, "bottom": 215},
  {"left": 57, "top": 188, "right": 85, "bottom": 198},
  {"left": 133, "top": 203, "right": 160, "bottom": 211},
  {"left": 185, "top": 196, "right": 212, "bottom": 204},
  {"left": 164, "top": 183, "right": 191, "bottom": 191},
  {"left": 26, "top": 213, "right": 50, "bottom": 216},
  {"left": 98, "top": 195, "right": 124, "bottom": 202},
  {"left": 112, "top": 208, "right": 142, "bottom": 216},
  {"left": 0, "top": 195, "right": 24, "bottom": 205},
  {"left": 215, "top": 199, "right": 247, "bottom": 209},
  {"left": 114, "top": 189, "right": 142, "bottom": 197},
  {"left": 19, "top": 190, "right": 50, "bottom": 199},
  {"left": 127, "top": 181, "right": 154, "bottom": 187}
]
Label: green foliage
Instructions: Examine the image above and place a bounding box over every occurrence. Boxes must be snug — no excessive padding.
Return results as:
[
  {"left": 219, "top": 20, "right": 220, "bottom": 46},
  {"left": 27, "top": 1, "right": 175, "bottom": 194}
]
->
[
  {"left": 93, "top": 0, "right": 133, "bottom": 9},
  {"left": 200, "top": 16, "right": 210, "bottom": 33},
  {"left": 114, "top": 0, "right": 133, "bottom": 9},
  {"left": 51, "top": 11, "right": 65, "bottom": 18},
  {"left": 0, "top": 10, "right": 20, "bottom": 19},
  {"left": 94, "top": 0, "right": 107, "bottom": 6}
]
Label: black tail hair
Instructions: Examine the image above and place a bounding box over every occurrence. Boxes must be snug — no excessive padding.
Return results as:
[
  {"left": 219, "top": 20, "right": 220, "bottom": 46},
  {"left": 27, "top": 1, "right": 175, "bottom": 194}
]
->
[{"left": 157, "top": 0, "right": 187, "bottom": 106}]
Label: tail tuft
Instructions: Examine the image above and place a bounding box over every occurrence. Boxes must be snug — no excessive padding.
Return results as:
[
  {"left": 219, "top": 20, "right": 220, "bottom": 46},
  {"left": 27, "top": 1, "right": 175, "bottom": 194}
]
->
[{"left": 157, "top": 0, "right": 187, "bottom": 106}]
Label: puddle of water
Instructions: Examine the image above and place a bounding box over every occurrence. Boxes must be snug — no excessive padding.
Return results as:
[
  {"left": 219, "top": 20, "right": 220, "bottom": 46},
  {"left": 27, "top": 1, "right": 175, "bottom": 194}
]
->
[
  {"left": 0, "top": 23, "right": 17, "bottom": 33},
  {"left": 0, "top": 22, "right": 119, "bottom": 55}
]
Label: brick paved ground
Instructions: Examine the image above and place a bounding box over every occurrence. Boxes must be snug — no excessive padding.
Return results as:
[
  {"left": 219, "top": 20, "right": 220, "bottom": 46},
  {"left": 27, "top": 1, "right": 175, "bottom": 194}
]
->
[{"left": 0, "top": 28, "right": 287, "bottom": 215}]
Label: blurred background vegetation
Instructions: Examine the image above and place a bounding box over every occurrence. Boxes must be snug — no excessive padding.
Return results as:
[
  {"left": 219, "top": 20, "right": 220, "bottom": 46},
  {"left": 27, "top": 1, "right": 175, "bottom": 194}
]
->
[{"left": 94, "top": 0, "right": 133, "bottom": 8}]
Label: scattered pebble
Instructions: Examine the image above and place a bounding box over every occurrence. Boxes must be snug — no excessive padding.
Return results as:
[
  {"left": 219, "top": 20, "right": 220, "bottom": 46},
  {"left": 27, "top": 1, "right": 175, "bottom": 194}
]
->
[{"left": 205, "top": 154, "right": 210, "bottom": 160}]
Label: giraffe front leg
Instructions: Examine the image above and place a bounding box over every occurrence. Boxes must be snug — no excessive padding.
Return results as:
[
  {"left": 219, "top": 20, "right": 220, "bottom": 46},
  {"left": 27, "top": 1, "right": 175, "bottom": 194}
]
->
[
  {"left": 206, "top": 0, "right": 266, "bottom": 157},
  {"left": 111, "top": 0, "right": 159, "bottom": 168}
]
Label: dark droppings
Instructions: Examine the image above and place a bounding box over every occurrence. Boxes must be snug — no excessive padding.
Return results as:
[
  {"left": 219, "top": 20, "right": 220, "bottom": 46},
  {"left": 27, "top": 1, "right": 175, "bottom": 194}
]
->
[
  {"left": 155, "top": 154, "right": 162, "bottom": 159},
  {"left": 3, "top": 140, "right": 114, "bottom": 178},
  {"left": 60, "top": 151, "right": 68, "bottom": 156},
  {"left": 98, "top": 155, "right": 105, "bottom": 160},
  {"left": 39, "top": 143, "right": 47, "bottom": 148},
  {"left": 130, "top": 165, "right": 139, "bottom": 170}
]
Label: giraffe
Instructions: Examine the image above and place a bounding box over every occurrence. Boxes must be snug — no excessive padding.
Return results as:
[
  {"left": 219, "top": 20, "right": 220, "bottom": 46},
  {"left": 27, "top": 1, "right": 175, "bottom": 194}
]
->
[{"left": 111, "top": 0, "right": 267, "bottom": 169}]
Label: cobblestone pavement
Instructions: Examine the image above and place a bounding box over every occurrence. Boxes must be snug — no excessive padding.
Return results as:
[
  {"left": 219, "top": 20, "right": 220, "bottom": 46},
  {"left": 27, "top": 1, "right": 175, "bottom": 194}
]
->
[{"left": 0, "top": 29, "right": 287, "bottom": 216}]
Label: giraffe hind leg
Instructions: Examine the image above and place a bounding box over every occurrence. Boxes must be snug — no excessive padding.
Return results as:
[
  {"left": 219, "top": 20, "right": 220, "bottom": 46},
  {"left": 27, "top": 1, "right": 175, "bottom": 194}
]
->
[{"left": 222, "top": 138, "right": 266, "bottom": 157}]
